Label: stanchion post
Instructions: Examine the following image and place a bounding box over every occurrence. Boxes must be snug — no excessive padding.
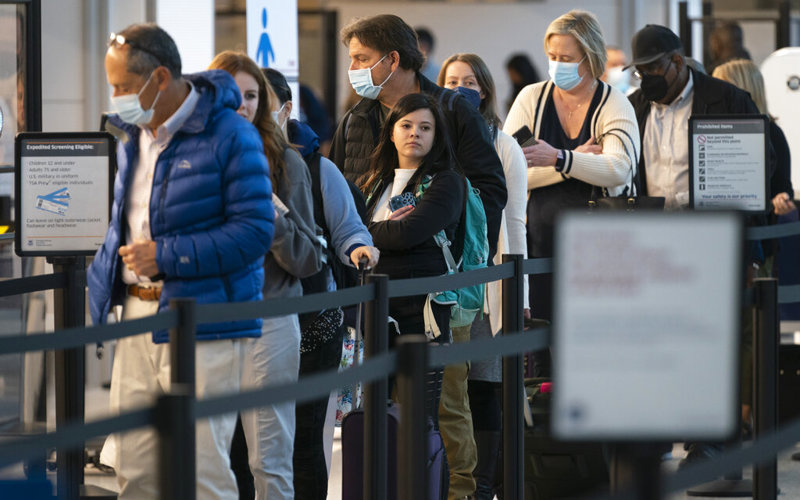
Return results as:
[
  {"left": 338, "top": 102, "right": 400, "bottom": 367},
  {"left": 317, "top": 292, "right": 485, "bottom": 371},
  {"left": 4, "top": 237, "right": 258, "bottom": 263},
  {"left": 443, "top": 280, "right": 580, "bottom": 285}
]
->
[
  {"left": 502, "top": 254, "right": 524, "bottom": 499},
  {"left": 50, "top": 255, "right": 85, "bottom": 500},
  {"left": 396, "top": 335, "right": 428, "bottom": 500},
  {"left": 160, "top": 298, "right": 197, "bottom": 500},
  {"left": 753, "top": 278, "right": 778, "bottom": 500},
  {"left": 364, "top": 274, "right": 389, "bottom": 500}
]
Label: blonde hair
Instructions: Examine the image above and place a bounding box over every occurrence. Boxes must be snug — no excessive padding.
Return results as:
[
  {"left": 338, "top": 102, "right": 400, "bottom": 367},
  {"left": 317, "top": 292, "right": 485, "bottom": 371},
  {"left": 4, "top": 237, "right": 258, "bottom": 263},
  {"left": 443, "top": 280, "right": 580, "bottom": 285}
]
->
[
  {"left": 712, "top": 59, "right": 768, "bottom": 116},
  {"left": 544, "top": 10, "right": 607, "bottom": 79}
]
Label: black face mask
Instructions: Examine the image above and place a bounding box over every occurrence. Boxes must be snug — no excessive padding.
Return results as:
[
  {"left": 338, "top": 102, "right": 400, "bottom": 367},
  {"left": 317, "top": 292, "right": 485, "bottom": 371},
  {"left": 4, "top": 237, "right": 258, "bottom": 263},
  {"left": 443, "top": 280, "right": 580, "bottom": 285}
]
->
[{"left": 640, "top": 60, "right": 674, "bottom": 102}]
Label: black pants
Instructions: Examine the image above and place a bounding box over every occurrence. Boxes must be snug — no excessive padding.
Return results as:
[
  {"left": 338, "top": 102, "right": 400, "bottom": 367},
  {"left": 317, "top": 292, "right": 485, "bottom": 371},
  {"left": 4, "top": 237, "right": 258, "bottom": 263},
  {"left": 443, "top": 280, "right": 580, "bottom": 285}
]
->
[{"left": 292, "top": 324, "right": 345, "bottom": 500}]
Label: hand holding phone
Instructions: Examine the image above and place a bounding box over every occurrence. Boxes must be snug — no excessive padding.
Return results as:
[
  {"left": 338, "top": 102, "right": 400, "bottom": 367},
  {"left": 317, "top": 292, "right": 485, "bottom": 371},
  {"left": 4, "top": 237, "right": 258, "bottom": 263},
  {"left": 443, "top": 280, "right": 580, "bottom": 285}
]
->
[
  {"left": 389, "top": 192, "right": 417, "bottom": 212},
  {"left": 512, "top": 125, "right": 538, "bottom": 148}
]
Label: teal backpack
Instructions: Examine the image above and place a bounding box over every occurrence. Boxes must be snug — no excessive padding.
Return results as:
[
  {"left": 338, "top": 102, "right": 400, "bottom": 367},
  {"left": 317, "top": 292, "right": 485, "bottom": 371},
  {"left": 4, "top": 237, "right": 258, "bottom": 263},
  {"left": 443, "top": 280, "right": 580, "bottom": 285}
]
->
[{"left": 417, "top": 174, "right": 489, "bottom": 328}]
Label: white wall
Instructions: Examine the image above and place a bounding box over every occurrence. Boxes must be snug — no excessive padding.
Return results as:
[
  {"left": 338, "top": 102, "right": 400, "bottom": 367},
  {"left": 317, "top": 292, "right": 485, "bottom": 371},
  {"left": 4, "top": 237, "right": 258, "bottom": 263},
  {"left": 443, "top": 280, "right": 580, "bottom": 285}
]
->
[
  {"left": 41, "top": 0, "right": 85, "bottom": 132},
  {"left": 329, "top": 1, "right": 668, "bottom": 121}
]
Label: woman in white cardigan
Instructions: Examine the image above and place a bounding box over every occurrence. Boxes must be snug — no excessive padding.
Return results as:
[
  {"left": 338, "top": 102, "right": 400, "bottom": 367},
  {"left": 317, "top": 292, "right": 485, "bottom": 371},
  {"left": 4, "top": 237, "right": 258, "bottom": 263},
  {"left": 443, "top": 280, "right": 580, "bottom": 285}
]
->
[
  {"left": 439, "top": 52, "right": 529, "bottom": 500},
  {"left": 502, "top": 10, "right": 640, "bottom": 377}
]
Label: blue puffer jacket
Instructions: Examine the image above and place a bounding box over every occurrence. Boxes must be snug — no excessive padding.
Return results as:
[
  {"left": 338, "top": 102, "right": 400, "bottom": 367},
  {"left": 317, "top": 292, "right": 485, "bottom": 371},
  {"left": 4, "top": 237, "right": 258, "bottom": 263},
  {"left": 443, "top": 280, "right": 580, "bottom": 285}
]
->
[{"left": 88, "top": 70, "right": 274, "bottom": 342}]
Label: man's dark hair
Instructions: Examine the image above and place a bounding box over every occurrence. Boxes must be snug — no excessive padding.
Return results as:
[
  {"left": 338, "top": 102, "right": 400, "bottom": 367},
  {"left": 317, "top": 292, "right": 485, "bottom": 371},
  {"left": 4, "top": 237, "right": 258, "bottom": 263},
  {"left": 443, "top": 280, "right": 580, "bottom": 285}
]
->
[
  {"left": 115, "top": 23, "right": 182, "bottom": 78},
  {"left": 262, "top": 67, "right": 292, "bottom": 104},
  {"left": 415, "top": 27, "right": 434, "bottom": 50},
  {"left": 341, "top": 15, "right": 424, "bottom": 72}
]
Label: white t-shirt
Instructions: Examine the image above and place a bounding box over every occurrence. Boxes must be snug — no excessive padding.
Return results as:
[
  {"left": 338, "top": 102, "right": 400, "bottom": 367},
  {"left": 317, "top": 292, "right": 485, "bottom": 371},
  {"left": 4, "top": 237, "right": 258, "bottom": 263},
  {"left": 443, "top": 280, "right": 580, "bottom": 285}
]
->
[{"left": 371, "top": 168, "right": 418, "bottom": 222}]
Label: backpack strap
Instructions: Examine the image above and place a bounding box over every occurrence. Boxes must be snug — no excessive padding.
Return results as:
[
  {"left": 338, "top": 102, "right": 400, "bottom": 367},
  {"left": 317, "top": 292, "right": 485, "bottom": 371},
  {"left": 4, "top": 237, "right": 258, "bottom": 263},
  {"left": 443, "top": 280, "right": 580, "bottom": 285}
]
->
[{"left": 307, "top": 152, "right": 327, "bottom": 234}]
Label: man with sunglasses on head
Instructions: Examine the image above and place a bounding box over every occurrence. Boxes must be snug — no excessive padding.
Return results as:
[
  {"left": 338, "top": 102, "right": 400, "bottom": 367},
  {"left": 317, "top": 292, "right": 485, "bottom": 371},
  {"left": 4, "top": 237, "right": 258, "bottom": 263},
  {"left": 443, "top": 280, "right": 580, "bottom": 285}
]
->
[{"left": 88, "top": 23, "right": 273, "bottom": 499}]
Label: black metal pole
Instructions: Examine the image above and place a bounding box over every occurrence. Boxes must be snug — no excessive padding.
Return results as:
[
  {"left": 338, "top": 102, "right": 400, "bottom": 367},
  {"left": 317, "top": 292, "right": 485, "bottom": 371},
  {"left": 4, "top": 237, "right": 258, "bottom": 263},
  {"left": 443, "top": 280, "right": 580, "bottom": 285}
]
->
[
  {"left": 502, "top": 254, "right": 524, "bottom": 500},
  {"left": 753, "top": 278, "right": 778, "bottom": 500},
  {"left": 777, "top": 1, "right": 790, "bottom": 49},
  {"left": 396, "top": 335, "right": 428, "bottom": 500},
  {"left": 679, "top": 2, "right": 692, "bottom": 58},
  {"left": 701, "top": 2, "right": 713, "bottom": 67},
  {"left": 364, "top": 274, "right": 389, "bottom": 500},
  {"left": 159, "top": 298, "right": 197, "bottom": 500},
  {"left": 50, "top": 256, "right": 85, "bottom": 500}
]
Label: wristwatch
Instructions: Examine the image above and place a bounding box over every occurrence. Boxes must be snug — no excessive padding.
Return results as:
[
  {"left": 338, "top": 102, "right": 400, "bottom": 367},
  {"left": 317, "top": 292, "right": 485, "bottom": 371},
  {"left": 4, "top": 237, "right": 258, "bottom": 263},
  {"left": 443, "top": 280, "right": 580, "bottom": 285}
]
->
[{"left": 554, "top": 149, "right": 566, "bottom": 172}]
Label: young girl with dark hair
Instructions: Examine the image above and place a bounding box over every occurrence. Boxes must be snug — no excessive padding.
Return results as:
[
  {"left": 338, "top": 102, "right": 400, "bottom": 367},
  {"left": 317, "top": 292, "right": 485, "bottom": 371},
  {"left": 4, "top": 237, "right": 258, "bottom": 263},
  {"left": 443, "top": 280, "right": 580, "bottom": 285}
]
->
[{"left": 360, "top": 92, "right": 464, "bottom": 425}]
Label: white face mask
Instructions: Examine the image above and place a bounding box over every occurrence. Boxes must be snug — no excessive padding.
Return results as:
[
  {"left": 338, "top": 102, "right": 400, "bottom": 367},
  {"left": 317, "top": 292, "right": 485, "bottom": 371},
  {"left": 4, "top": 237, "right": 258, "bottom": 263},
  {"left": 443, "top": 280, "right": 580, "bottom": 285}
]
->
[
  {"left": 271, "top": 102, "right": 287, "bottom": 130},
  {"left": 605, "top": 66, "right": 630, "bottom": 93},
  {"left": 348, "top": 54, "right": 394, "bottom": 100},
  {"left": 110, "top": 71, "right": 161, "bottom": 126}
]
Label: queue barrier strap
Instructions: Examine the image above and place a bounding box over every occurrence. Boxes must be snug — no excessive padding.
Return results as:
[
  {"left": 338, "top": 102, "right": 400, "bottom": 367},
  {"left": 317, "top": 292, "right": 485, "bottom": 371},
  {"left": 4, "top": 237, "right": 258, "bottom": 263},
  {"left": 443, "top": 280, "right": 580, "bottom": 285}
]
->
[
  {"left": 427, "top": 327, "right": 549, "bottom": 368},
  {"left": 196, "top": 283, "right": 376, "bottom": 323},
  {"left": 388, "top": 263, "right": 514, "bottom": 299},
  {"left": 747, "top": 220, "right": 800, "bottom": 241},
  {"left": 0, "top": 310, "right": 178, "bottom": 356},
  {"left": 0, "top": 272, "right": 67, "bottom": 297}
]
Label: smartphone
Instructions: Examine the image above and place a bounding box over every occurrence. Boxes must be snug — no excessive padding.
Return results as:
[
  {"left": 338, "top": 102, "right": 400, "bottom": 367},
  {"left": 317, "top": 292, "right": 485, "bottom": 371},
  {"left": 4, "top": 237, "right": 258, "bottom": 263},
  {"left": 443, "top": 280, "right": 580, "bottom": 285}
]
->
[
  {"left": 389, "top": 192, "right": 416, "bottom": 211},
  {"left": 512, "top": 125, "right": 538, "bottom": 147}
]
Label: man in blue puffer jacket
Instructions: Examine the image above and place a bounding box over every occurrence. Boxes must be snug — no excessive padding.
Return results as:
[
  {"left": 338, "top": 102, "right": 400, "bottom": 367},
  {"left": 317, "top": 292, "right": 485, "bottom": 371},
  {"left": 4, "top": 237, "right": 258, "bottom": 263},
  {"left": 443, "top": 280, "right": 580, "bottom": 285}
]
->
[{"left": 88, "top": 23, "right": 273, "bottom": 500}]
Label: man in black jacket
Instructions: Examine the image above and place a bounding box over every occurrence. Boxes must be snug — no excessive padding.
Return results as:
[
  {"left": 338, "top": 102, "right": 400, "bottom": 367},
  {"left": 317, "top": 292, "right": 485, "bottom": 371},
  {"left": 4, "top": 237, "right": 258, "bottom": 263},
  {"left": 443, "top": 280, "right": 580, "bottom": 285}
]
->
[
  {"left": 627, "top": 24, "right": 769, "bottom": 467},
  {"left": 329, "top": 14, "right": 507, "bottom": 499},
  {"left": 627, "top": 24, "right": 763, "bottom": 205},
  {"left": 329, "top": 14, "right": 507, "bottom": 261}
]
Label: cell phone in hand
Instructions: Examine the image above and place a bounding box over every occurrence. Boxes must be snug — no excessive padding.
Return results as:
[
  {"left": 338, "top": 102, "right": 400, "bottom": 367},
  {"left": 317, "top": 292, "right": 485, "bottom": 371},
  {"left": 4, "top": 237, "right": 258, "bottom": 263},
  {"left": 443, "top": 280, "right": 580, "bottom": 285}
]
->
[
  {"left": 512, "top": 125, "right": 538, "bottom": 147},
  {"left": 389, "top": 192, "right": 416, "bottom": 212}
]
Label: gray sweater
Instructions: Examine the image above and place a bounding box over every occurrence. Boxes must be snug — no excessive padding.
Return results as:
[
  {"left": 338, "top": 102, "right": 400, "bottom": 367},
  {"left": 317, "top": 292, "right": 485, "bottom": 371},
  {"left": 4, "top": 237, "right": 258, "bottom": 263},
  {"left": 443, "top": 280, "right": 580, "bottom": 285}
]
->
[{"left": 263, "top": 147, "right": 322, "bottom": 299}]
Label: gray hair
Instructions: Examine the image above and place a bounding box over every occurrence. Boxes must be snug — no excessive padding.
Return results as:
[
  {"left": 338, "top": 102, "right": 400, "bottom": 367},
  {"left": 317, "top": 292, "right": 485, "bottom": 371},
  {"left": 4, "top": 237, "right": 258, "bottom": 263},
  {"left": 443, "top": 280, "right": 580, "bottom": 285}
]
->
[{"left": 113, "top": 23, "right": 182, "bottom": 78}]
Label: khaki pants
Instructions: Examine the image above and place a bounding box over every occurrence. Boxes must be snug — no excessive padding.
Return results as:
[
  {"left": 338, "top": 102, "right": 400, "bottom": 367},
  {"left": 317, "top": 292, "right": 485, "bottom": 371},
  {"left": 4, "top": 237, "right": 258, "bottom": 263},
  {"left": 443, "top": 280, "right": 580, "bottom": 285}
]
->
[{"left": 438, "top": 324, "right": 477, "bottom": 499}]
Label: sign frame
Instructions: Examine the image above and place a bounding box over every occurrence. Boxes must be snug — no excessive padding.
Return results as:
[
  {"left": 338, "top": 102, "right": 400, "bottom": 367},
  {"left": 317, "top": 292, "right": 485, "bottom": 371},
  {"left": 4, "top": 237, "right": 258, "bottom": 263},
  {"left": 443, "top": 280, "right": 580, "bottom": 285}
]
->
[
  {"left": 15, "top": 131, "right": 115, "bottom": 257},
  {"left": 551, "top": 211, "right": 744, "bottom": 442},
  {"left": 689, "top": 114, "right": 770, "bottom": 214}
]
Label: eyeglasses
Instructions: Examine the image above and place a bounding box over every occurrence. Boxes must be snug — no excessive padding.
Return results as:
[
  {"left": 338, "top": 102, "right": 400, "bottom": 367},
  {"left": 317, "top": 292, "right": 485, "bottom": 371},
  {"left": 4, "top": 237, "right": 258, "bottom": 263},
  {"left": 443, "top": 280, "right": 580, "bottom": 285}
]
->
[
  {"left": 108, "top": 33, "right": 163, "bottom": 66},
  {"left": 633, "top": 57, "right": 671, "bottom": 80}
]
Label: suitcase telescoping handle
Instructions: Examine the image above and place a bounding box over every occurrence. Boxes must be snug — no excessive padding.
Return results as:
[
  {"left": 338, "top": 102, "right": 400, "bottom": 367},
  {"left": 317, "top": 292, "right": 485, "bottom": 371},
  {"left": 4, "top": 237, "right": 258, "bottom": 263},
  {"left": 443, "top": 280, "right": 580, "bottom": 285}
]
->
[{"left": 352, "top": 256, "right": 370, "bottom": 410}]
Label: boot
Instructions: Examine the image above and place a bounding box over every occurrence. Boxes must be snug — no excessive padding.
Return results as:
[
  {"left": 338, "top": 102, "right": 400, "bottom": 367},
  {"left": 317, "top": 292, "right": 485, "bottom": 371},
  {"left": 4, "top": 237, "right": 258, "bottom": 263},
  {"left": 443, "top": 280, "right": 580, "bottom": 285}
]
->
[{"left": 472, "top": 430, "right": 501, "bottom": 500}]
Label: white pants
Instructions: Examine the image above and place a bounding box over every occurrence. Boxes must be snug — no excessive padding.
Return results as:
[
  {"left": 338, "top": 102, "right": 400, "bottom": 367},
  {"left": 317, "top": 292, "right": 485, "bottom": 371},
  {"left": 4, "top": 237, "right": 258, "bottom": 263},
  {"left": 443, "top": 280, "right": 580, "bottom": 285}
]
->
[
  {"left": 106, "top": 295, "right": 244, "bottom": 500},
  {"left": 240, "top": 314, "right": 301, "bottom": 500}
]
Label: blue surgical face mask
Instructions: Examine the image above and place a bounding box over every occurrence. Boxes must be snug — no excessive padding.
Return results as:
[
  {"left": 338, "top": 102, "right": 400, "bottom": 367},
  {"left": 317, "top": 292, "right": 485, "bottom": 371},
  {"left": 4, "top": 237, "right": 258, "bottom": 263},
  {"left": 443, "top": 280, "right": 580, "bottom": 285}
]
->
[
  {"left": 455, "top": 86, "right": 482, "bottom": 109},
  {"left": 548, "top": 56, "right": 586, "bottom": 91},
  {"left": 110, "top": 71, "right": 161, "bottom": 126},
  {"left": 348, "top": 54, "right": 394, "bottom": 100},
  {"left": 605, "top": 66, "right": 630, "bottom": 94}
]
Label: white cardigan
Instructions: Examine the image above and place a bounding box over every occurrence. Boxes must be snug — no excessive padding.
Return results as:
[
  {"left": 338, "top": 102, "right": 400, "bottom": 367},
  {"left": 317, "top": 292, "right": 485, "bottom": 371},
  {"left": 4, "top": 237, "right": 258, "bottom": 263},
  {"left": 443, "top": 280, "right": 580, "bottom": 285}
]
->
[
  {"left": 485, "top": 130, "right": 530, "bottom": 335},
  {"left": 502, "top": 80, "right": 640, "bottom": 196}
]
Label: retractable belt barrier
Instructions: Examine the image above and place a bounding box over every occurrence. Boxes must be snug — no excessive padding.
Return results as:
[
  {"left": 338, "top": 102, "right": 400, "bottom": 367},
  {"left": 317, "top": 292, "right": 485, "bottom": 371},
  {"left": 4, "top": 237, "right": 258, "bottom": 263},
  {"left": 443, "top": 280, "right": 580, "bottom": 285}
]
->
[{"left": 0, "top": 221, "right": 797, "bottom": 499}]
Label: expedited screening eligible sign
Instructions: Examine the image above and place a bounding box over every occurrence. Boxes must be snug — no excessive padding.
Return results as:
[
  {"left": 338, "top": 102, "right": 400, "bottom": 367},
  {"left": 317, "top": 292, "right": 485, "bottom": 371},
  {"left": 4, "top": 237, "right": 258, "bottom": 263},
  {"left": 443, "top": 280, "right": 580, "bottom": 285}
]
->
[
  {"left": 689, "top": 115, "right": 769, "bottom": 213},
  {"left": 15, "top": 132, "right": 114, "bottom": 256}
]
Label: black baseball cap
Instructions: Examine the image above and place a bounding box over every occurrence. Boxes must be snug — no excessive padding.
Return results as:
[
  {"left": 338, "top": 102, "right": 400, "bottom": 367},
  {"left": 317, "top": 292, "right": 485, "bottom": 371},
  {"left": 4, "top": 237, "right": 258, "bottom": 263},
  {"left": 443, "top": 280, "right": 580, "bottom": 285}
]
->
[{"left": 625, "top": 24, "right": 682, "bottom": 69}]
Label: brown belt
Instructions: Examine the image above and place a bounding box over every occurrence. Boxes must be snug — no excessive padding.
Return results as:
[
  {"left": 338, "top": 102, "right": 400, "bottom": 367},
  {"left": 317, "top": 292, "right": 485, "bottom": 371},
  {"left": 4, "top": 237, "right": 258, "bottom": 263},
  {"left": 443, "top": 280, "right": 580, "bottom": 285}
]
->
[{"left": 127, "top": 284, "right": 162, "bottom": 301}]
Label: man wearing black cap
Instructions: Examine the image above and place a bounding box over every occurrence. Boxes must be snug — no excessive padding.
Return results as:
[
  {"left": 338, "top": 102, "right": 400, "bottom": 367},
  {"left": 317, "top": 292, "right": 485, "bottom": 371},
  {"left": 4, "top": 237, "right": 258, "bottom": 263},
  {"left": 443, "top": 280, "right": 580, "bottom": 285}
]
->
[
  {"left": 628, "top": 25, "right": 769, "bottom": 468},
  {"left": 628, "top": 24, "right": 760, "bottom": 210}
]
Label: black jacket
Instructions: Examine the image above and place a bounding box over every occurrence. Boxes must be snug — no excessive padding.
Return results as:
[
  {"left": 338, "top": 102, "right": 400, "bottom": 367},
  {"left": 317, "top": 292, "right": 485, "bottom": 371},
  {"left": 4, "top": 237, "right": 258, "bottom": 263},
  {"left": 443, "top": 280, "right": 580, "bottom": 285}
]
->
[
  {"left": 629, "top": 67, "right": 765, "bottom": 194},
  {"left": 330, "top": 74, "right": 507, "bottom": 259}
]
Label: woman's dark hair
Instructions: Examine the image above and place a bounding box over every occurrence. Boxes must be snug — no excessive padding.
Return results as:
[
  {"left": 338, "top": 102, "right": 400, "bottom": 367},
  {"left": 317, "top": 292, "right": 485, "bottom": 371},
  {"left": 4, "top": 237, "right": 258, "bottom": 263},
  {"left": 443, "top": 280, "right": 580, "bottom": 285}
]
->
[
  {"left": 506, "top": 53, "right": 541, "bottom": 86},
  {"left": 358, "top": 93, "right": 454, "bottom": 198}
]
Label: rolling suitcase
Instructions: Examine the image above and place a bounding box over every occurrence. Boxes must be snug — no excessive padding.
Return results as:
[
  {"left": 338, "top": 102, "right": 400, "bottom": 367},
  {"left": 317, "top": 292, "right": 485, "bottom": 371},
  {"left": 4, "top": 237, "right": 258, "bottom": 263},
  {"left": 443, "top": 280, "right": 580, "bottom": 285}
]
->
[{"left": 524, "top": 378, "right": 609, "bottom": 499}]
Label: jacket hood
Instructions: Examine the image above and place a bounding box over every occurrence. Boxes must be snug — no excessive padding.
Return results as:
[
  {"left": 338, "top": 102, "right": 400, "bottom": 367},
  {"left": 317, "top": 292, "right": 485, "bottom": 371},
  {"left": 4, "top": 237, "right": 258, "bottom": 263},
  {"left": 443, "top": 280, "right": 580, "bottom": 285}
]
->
[{"left": 287, "top": 119, "right": 319, "bottom": 159}]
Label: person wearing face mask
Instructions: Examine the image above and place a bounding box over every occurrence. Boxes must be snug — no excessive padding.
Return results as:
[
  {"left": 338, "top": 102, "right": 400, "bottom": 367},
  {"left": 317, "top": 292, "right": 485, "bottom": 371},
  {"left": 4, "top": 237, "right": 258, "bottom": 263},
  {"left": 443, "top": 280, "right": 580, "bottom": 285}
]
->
[
  {"left": 88, "top": 24, "right": 274, "bottom": 500},
  {"left": 208, "top": 50, "right": 325, "bottom": 500},
  {"left": 329, "top": 14, "right": 507, "bottom": 264},
  {"left": 503, "top": 10, "right": 640, "bottom": 377},
  {"left": 264, "top": 66, "right": 380, "bottom": 500},
  {"left": 601, "top": 45, "right": 633, "bottom": 95},
  {"left": 627, "top": 24, "right": 762, "bottom": 211},
  {"left": 627, "top": 25, "right": 774, "bottom": 469},
  {"left": 437, "top": 52, "right": 529, "bottom": 500}
]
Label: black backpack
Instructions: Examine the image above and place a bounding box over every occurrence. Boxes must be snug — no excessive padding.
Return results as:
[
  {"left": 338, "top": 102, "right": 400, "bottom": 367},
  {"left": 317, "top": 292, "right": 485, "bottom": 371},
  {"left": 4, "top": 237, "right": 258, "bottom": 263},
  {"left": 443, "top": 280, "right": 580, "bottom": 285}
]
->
[{"left": 299, "top": 152, "right": 367, "bottom": 329}]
